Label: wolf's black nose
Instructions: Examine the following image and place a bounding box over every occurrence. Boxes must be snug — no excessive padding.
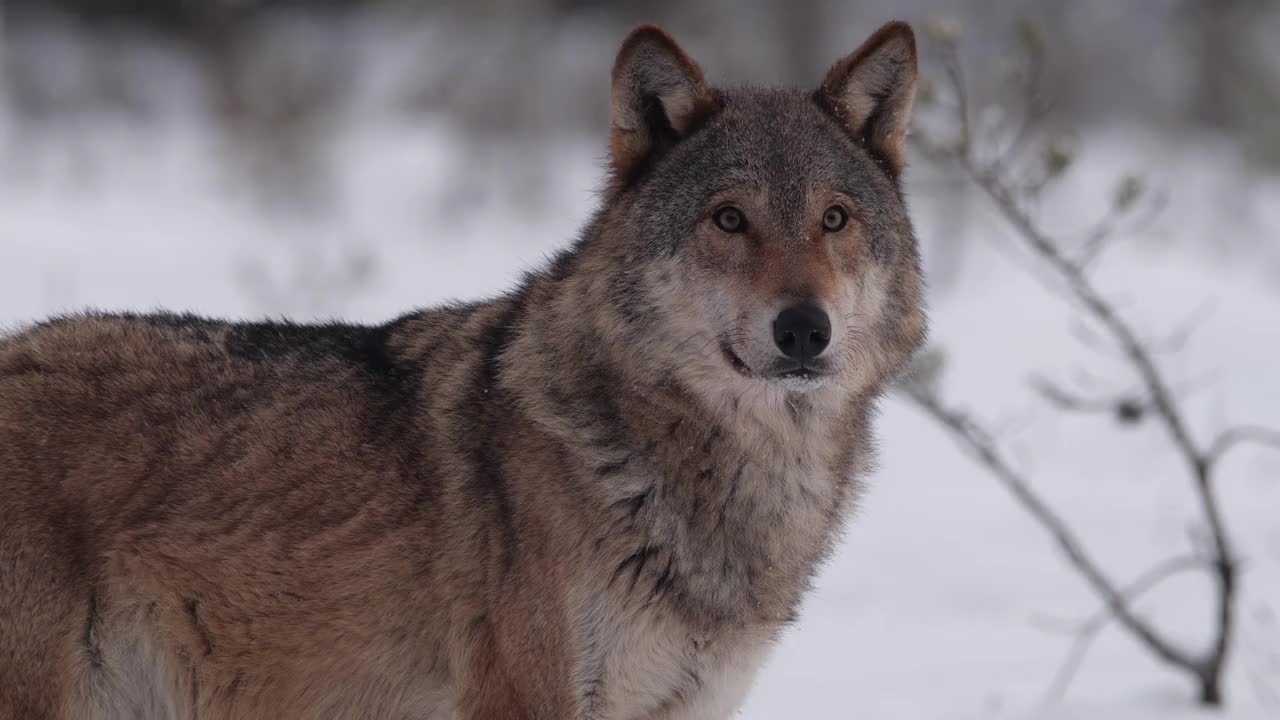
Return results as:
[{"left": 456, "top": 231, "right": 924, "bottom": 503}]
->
[{"left": 773, "top": 304, "right": 831, "bottom": 361}]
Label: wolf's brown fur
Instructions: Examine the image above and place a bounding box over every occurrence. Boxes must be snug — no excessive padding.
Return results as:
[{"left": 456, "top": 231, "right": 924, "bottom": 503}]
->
[{"left": 0, "top": 22, "right": 925, "bottom": 720}]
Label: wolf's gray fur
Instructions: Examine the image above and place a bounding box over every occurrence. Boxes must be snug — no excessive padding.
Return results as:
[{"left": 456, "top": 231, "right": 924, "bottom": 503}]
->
[{"left": 0, "top": 21, "right": 925, "bottom": 719}]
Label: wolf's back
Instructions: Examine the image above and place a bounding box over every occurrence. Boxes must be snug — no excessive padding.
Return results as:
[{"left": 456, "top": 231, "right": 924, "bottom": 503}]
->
[{"left": 0, "top": 305, "right": 517, "bottom": 718}]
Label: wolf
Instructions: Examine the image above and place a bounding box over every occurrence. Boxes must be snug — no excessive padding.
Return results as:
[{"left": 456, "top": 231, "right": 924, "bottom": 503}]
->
[{"left": 0, "top": 20, "right": 924, "bottom": 720}]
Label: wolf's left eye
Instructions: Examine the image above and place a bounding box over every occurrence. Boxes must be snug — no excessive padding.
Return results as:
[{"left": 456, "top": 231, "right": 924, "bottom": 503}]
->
[
  {"left": 712, "top": 206, "right": 748, "bottom": 234},
  {"left": 822, "top": 205, "right": 849, "bottom": 232}
]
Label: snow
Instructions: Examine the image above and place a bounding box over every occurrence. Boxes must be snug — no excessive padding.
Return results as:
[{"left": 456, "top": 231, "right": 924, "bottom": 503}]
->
[{"left": 2, "top": 57, "right": 1279, "bottom": 720}]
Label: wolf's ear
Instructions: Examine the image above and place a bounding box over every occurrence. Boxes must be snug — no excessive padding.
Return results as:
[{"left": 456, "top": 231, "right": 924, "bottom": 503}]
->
[
  {"left": 609, "top": 25, "right": 715, "bottom": 182},
  {"left": 819, "top": 21, "right": 918, "bottom": 176}
]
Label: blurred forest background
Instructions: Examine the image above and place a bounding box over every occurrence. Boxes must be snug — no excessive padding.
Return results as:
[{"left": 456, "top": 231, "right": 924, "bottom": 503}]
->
[
  {"left": 2, "top": 1, "right": 1279, "bottom": 718},
  {"left": 4, "top": 0, "right": 1279, "bottom": 310},
  {"left": 6, "top": 0, "right": 1280, "bottom": 153}
]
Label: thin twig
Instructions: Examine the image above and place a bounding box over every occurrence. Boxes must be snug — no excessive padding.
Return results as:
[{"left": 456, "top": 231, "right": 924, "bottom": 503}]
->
[
  {"left": 955, "top": 152, "right": 1239, "bottom": 688},
  {"left": 1043, "top": 555, "right": 1208, "bottom": 702},
  {"left": 1076, "top": 188, "right": 1169, "bottom": 268},
  {"left": 904, "top": 388, "right": 1203, "bottom": 675},
  {"left": 1206, "top": 426, "right": 1280, "bottom": 465}
]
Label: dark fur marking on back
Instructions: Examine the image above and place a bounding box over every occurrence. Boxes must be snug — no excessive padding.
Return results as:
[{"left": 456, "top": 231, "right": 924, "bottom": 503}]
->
[
  {"left": 225, "top": 311, "right": 435, "bottom": 517},
  {"left": 225, "top": 314, "right": 429, "bottom": 446},
  {"left": 225, "top": 318, "right": 402, "bottom": 378}
]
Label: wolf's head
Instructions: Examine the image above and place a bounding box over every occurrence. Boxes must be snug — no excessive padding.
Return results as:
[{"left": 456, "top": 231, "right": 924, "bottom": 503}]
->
[{"left": 561, "top": 22, "right": 925, "bottom": 418}]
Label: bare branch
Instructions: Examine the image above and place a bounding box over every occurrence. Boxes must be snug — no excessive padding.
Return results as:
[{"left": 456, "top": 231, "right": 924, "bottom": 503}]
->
[
  {"left": 952, "top": 111, "right": 1238, "bottom": 694},
  {"left": 1043, "top": 555, "right": 1208, "bottom": 702},
  {"left": 903, "top": 388, "right": 1204, "bottom": 676},
  {"left": 915, "top": 30, "right": 1241, "bottom": 703}
]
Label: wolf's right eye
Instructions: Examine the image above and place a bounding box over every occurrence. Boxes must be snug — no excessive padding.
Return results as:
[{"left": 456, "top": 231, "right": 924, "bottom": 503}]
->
[
  {"left": 712, "top": 207, "right": 748, "bottom": 234},
  {"left": 822, "top": 205, "right": 849, "bottom": 232}
]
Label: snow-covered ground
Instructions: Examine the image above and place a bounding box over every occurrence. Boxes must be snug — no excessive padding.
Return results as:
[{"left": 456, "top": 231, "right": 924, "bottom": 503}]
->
[{"left": 2, "top": 57, "right": 1279, "bottom": 719}]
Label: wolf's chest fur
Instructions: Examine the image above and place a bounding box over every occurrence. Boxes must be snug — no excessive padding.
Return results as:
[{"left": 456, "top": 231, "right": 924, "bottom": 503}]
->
[
  {"left": 575, "top": 596, "right": 774, "bottom": 720},
  {"left": 565, "top": 395, "right": 856, "bottom": 718}
]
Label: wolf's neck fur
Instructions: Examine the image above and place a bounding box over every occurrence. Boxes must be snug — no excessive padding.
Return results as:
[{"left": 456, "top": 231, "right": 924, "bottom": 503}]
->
[{"left": 498, "top": 237, "right": 869, "bottom": 627}]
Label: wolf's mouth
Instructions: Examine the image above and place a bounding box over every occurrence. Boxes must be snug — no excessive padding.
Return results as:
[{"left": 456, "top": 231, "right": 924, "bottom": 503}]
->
[
  {"left": 720, "top": 342, "right": 753, "bottom": 377},
  {"left": 778, "top": 367, "right": 821, "bottom": 381},
  {"left": 722, "top": 342, "right": 833, "bottom": 383}
]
